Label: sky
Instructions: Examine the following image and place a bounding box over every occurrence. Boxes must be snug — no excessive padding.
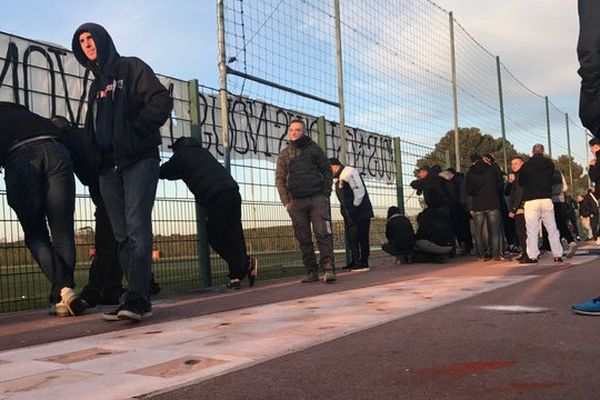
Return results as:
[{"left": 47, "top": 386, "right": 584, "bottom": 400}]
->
[{"left": 0, "top": 0, "right": 581, "bottom": 118}]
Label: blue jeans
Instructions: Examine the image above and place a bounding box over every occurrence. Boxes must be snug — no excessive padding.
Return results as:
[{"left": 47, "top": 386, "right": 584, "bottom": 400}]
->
[
  {"left": 4, "top": 140, "right": 76, "bottom": 303},
  {"left": 99, "top": 158, "right": 159, "bottom": 309},
  {"left": 472, "top": 209, "right": 501, "bottom": 258}
]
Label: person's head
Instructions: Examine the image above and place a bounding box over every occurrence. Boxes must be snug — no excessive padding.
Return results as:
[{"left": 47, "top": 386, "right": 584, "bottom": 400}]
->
[
  {"left": 287, "top": 119, "right": 306, "bottom": 142},
  {"left": 577, "top": 194, "right": 585, "bottom": 202},
  {"left": 328, "top": 157, "right": 343, "bottom": 176},
  {"left": 50, "top": 115, "right": 72, "bottom": 131},
  {"left": 446, "top": 167, "right": 457, "bottom": 174},
  {"left": 532, "top": 143, "right": 545, "bottom": 156},
  {"left": 431, "top": 165, "right": 442, "bottom": 175},
  {"left": 510, "top": 156, "right": 524, "bottom": 173},
  {"left": 72, "top": 23, "right": 120, "bottom": 70},
  {"left": 417, "top": 166, "right": 431, "bottom": 179},
  {"left": 387, "top": 206, "right": 401, "bottom": 219},
  {"left": 469, "top": 153, "right": 481, "bottom": 164},
  {"left": 482, "top": 152, "right": 495, "bottom": 165},
  {"left": 589, "top": 137, "right": 600, "bottom": 153},
  {"left": 589, "top": 187, "right": 595, "bottom": 194},
  {"left": 78, "top": 31, "right": 97, "bottom": 61}
]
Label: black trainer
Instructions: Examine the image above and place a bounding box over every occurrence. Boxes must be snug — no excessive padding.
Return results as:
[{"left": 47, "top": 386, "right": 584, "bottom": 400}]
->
[
  {"left": 226, "top": 278, "right": 242, "bottom": 290},
  {"left": 519, "top": 257, "right": 538, "bottom": 264},
  {"left": 103, "top": 303, "right": 152, "bottom": 322},
  {"left": 301, "top": 270, "right": 319, "bottom": 283}
]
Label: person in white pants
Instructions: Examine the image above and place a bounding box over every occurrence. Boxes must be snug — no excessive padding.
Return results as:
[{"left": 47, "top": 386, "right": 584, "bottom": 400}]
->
[
  {"left": 524, "top": 199, "right": 563, "bottom": 260},
  {"left": 518, "top": 144, "right": 564, "bottom": 263}
]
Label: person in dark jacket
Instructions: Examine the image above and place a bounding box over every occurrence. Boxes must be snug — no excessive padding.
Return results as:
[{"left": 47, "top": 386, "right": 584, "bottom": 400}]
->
[
  {"left": 580, "top": 188, "right": 599, "bottom": 242},
  {"left": 159, "top": 137, "right": 258, "bottom": 289},
  {"left": 466, "top": 156, "right": 504, "bottom": 261},
  {"left": 381, "top": 206, "right": 416, "bottom": 263},
  {"left": 506, "top": 157, "right": 527, "bottom": 261},
  {"left": 439, "top": 168, "right": 472, "bottom": 254},
  {"left": 410, "top": 166, "right": 451, "bottom": 220},
  {"left": 51, "top": 116, "right": 124, "bottom": 306},
  {"left": 72, "top": 23, "right": 173, "bottom": 321},
  {"left": 275, "top": 120, "right": 335, "bottom": 283},
  {"left": 329, "top": 158, "right": 374, "bottom": 271},
  {"left": 518, "top": 144, "right": 563, "bottom": 263},
  {"left": 0, "top": 103, "right": 85, "bottom": 317}
]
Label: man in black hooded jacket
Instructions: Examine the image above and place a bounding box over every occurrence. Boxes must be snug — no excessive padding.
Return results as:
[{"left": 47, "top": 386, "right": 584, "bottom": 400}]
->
[
  {"left": 159, "top": 137, "right": 257, "bottom": 289},
  {"left": 72, "top": 23, "right": 173, "bottom": 321}
]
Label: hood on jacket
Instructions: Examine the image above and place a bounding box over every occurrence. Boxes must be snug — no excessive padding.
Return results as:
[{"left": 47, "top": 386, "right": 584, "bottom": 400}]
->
[
  {"left": 387, "top": 206, "right": 400, "bottom": 219},
  {"left": 72, "top": 23, "right": 120, "bottom": 76},
  {"left": 171, "top": 136, "right": 202, "bottom": 152},
  {"left": 438, "top": 170, "right": 454, "bottom": 181}
]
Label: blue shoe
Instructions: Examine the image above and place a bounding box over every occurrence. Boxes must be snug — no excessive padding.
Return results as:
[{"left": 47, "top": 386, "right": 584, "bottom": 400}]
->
[{"left": 572, "top": 297, "right": 600, "bottom": 316}]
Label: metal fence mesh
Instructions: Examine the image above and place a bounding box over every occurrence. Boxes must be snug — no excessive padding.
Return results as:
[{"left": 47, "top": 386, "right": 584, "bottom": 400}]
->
[{"left": 0, "top": 0, "right": 593, "bottom": 312}]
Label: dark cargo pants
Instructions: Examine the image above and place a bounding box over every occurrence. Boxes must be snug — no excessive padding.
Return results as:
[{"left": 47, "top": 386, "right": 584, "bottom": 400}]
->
[{"left": 288, "top": 195, "right": 334, "bottom": 272}]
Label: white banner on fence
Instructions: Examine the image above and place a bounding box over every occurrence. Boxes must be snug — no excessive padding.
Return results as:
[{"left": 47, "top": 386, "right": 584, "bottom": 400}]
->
[{"left": 0, "top": 31, "right": 394, "bottom": 183}]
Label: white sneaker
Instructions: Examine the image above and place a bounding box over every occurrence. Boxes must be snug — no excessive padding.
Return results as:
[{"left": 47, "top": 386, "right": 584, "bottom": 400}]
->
[
  {"left": 55, "top": 287, "right": 86, "bottom": 317},
  {"left": 566, "top": 242, "right": 578, "bottom": 258}
]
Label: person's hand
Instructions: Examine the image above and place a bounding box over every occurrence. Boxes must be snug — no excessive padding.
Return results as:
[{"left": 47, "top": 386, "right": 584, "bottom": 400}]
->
[
  {"left": 508, "top": 173, "right": 515, "bottom": 183},
  {"left": 285, "top": 203, "right": 291, "bottom": 212},
  {"left": 591, "top": 159, "right": 597, "bottom": 166},
  {"left": 508, "top": 212, "right": 515, "bottom": 218}
]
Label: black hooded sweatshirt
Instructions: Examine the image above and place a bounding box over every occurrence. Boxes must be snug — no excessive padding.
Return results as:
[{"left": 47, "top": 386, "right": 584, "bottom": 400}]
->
[
  {"left": 578, "top": 0, "right": 600, "bottom": 137},
  {"left": 0, "top": 102, "right": 60, "bottom": 166},
  {"left": 465, "top": 160, "right": 503, "bottom": 211},
  {"left": 159, "top": 137, "right": 238, "bottom": 207},
  {"left": 518, "top": 154, "right": 556, "bottom": 201},
  {"left": 71, "top": 23, "right": 172, "bottom": 170}
]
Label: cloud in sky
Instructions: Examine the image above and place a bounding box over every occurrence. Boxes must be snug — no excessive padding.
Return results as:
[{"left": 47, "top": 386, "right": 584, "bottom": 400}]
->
[{"left": 438, "top": 0, "right": 580, "bottom": 116}]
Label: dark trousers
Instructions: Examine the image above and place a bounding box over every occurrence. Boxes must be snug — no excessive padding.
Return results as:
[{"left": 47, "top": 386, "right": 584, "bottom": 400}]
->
[
  {"left": 346, "top": 218, "right": 371, "bottom": 268},
  {"left": 288, "top": 195, "right": 334, "bottom": 272},
  {"left": 4, "top": 140, "right": 76, "bottom": 304},
  {"left": 542, "top": 202, "right": 575, "bottom": 249},
  {"left": 451, "top": 204, "right": 472, "bottom": 251},
  {"left": 79, "top": 195, "right": 123, "bottom": 305},
  {"left": 99, "top": 158, "right": 159, "bottom": 309},
  {"left": 514, "top": 213, "right": 527, "bottom": 254},
  {"left": 205, "top": 190, "right": 249, "bottom": 280},
  {"left": 472, "top": 209, "right": 502, "bottom": 258}
]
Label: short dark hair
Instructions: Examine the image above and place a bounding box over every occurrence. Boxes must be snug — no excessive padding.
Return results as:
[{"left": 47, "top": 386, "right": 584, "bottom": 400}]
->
[
  {"left": 511, "top": 156, "right": 524, "bottom": 162},
  {"left": 532, "top": 143, "right": 545, "bottom": 154},
  {"left": 328, "top": 157, "right": 342, "bottom": 166},
  {"left": 288, "top": 119, "right": 306, "bottom": 128},
  {"left": 589, "top": 137, "right": 600, "bottom": 147}
]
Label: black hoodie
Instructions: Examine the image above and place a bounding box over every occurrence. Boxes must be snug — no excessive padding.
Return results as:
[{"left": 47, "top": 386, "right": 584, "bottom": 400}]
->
[
  {"left": 72, "top": 23, "right": 172, "bottom": 170},
  {"left": 0, "top": 102, "right": 60, "bottom": 166},
  {"left": 465, "top": 160, "right": 503, "bottom": 211},
  {"left": 159, "top": 137, "right": 238, "bottom": 207},
  {"left": 578, "top": 0, "right": 600, "bottom": 137},
  {"left": 518, "top": 154, "right": 556, "bottom": 201}
]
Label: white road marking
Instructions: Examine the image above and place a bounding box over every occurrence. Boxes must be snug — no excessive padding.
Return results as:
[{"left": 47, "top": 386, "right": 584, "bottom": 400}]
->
[
  {"left": 480, "top": 305, "right": 550, "bottom": 313},
  {"left": 0, "top": 275, "right": 535, "bottom": 400}
]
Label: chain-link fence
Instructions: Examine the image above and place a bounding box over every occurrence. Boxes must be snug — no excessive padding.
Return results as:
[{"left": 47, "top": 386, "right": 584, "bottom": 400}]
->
[{"left": 0, "top": 0, "right": 592, "bottom": 312}]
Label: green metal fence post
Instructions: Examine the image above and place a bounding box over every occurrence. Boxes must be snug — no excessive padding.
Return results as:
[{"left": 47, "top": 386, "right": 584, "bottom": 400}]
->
[
  {"left": 188, "top": 79, "right": 212, "bottom": 288},
  {"left": 565, "top": 113, "right": 574, "bottom": 197},
  {"left": 394, "top": 137, "right": 405, "bottom": 214},
  {"left": 545, "top": 96, "right": 552, "bottom": 158},
  {"left": 316, "top": 116, "right": 327, "bottom": 150},
  {"left": 496, "top": 56, "right": 508, "bottom": 173}
]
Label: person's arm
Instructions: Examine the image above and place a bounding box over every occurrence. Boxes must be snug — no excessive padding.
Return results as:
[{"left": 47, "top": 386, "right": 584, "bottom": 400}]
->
[
  {"left": 316, "top": 147, "right": 333, "bottom": 198},
  {"left": 275, "top": 150, "right": 291, "bottom": 206},
  {"left": 578, "top": 0, "right": 600, "bottom": 136},
  {"left": 510, "top": 180, "right": 524, "bottom": 215},
  {"left": 159, "top": 152, "right": 184, "bottom": 180},
  {"left": 345, "top": 168, "right": 367, "bottom": 206},
  {"left": 131, "top": 58, "right": 174, "bottom": 135}
]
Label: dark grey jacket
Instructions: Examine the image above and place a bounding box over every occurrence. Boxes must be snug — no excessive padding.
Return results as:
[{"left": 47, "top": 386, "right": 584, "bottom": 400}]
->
[{"left": 275, "top": 135, "right": 332, "bottom": 206}]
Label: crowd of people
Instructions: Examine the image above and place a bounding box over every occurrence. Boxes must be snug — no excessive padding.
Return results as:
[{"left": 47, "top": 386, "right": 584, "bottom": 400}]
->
[
  {"left": 3, "top": 0, "right": 600, "bottom": 322},
  {"left": 384, "top": 144, "right": 588, "bottom": 267}
]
